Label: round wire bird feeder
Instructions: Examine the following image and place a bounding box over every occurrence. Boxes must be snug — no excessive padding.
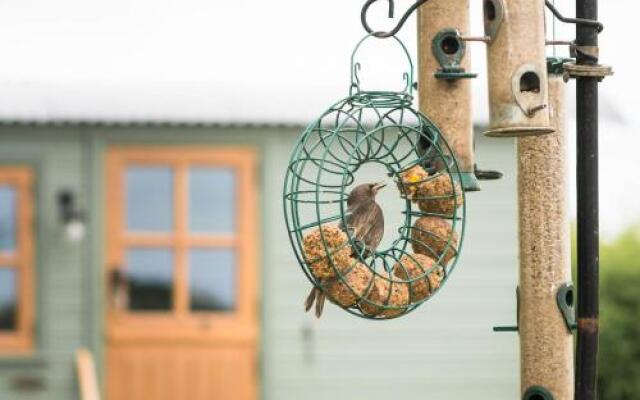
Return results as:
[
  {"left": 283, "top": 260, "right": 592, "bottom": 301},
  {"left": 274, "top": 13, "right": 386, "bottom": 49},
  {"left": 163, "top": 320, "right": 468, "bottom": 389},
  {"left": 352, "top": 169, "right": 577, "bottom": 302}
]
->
[{"left": 283, "top": 35, "right": 466, "bottom": 320}]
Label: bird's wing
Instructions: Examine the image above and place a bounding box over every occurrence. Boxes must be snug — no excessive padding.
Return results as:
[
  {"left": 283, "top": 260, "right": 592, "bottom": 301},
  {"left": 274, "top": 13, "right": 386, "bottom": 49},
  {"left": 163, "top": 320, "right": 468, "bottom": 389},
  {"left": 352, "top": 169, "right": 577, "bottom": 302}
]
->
[
  {"left": 339, "top": 200, "right": 359, "bottom": 233},
  {"left": 362, "top": 203, "right": 384, "bottom": 251},
  {"left": 347, "top": 201, "right": 384, "bottom": 251}
]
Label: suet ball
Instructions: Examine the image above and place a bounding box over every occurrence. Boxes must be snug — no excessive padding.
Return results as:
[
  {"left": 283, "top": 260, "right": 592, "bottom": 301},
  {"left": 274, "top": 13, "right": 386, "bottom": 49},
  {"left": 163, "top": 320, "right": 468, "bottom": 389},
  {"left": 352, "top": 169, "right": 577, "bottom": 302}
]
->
[
  {"left": 324, "top": 262, "right": 374, "bottom": 308},
  {"left": 359, "top": 272, "right": 410, "bottom": 318},
  {"left": 396, "top": 165, "right": 429, "bottom": 201},
  {"left": 411, "top": 216, "right": 458, "bottom": 265},
  {"left": 416, "top": 175, "right": 464, "bottom": 216},
  {"left": 392, "top": 254, "right": 444, "bottom": 303},
  {"left": 302, "top": 225, "right": 353, "bottom": 279}
]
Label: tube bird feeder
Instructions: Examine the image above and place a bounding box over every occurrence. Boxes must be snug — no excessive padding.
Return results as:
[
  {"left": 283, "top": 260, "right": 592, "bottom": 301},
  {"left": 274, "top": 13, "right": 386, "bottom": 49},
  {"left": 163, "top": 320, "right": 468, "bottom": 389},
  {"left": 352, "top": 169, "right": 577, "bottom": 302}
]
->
[
  {"left": 418, "top": 0, "right": 480, "bottom": 191},
  {"left": 517, "top": 59, "right": 574, "bottom": 399},
  {"left": 483, "top": 0, "right": 554, "bottom": 137}
]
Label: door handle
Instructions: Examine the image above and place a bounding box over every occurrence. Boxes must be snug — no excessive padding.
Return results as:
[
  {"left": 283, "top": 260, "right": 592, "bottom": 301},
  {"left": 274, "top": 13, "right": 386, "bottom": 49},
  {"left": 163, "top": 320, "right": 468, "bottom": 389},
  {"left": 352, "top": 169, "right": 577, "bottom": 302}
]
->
[{"left": 108, "top": 267, "right": 129, "bottom": 310}]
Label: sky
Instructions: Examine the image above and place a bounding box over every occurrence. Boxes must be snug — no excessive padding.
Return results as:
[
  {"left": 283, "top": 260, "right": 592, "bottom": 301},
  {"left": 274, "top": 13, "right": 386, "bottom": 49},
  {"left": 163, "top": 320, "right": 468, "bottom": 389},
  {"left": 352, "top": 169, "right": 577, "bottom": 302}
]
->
[{"left": 0, "top": 0, "right": 636, "bottom": 238}]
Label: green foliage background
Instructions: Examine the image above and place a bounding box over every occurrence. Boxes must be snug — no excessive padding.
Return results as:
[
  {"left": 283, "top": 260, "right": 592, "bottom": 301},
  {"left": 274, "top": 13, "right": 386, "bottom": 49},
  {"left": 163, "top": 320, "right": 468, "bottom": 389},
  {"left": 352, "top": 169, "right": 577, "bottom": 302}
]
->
[{"left": 573, "top": 226, "right": 640, "bottom": 399}]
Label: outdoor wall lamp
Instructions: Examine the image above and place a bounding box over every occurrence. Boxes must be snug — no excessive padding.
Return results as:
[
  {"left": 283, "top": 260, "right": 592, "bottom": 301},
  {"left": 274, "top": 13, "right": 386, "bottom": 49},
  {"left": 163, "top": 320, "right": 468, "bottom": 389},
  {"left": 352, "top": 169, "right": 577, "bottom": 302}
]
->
[{"left": 58, "top": 190, "right": 86, "bottom": 243}]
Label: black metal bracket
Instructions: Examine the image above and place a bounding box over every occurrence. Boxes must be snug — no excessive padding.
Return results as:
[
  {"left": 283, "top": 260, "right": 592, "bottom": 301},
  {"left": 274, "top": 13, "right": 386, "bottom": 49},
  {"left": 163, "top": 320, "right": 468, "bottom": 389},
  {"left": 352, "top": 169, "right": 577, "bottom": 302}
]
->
[
  {"left": 361, "top": 0, "right": 429, "bottom": 38},
  {"left": 545, "top": 0, "right": 603, "bottom": 33}
]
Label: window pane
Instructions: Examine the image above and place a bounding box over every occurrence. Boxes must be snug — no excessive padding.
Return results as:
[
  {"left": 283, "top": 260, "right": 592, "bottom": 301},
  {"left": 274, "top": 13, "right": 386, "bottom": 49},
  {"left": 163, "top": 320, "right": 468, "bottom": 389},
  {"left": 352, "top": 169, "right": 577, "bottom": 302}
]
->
[
  {"left": 189, "top": 249, "right": 236, "bottom": 311},
  {"left": 0, "top": 268, "right": 17, "bottom": 330},
  {"left": 126, "top": 167, "right": 173, "bottom": 232},
  {"left": 0, "top": 186, "right": 16, "bottom": 253},
  {"left": 126, "top": 248, "right": 173, "bottom": 311},
  {"left": 189, "top": 168, "right": 236, "bottom": 233}
]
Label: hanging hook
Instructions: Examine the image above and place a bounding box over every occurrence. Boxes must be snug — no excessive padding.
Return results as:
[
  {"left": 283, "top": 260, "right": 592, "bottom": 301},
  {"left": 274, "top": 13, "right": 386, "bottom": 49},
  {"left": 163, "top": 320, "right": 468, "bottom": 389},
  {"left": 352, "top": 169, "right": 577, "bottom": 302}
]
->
[
  {"left": 544, "top": 0, "right": 603, "bottom": 33},
  {"left": 361, "top": 0, "right": 430, "bottom": 38}
]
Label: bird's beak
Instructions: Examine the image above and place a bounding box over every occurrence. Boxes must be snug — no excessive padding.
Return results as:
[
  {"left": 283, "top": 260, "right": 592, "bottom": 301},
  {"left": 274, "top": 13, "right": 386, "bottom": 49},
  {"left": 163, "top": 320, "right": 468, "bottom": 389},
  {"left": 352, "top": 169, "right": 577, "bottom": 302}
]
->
[{"left": 372, "top": 182, "right": 387, "bottom": 193}]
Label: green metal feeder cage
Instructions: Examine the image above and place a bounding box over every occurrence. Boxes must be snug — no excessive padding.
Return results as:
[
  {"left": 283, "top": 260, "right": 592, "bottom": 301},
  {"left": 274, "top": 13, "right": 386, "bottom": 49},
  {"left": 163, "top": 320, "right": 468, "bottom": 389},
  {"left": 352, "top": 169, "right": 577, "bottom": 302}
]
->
[{"left": 283, "top": 35, "right": 466, "bottom": 320}]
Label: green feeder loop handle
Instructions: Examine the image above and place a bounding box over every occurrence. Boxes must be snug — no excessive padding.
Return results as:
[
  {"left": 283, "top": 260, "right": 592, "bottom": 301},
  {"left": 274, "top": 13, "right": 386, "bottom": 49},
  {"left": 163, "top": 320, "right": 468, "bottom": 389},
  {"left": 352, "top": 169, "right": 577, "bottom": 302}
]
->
[
  {"left": 283, "top": 34, "right": 467, "bottom": 320},
  {"left": 350, "top": 34, "right": 415, "bottom": 95}
]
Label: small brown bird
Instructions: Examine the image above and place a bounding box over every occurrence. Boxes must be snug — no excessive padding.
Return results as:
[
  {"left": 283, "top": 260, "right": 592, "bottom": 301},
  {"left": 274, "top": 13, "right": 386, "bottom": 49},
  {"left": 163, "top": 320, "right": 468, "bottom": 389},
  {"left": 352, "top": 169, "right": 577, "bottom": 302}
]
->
[{"left": 305, "top": 182, "right": 386, "bottom": 317}]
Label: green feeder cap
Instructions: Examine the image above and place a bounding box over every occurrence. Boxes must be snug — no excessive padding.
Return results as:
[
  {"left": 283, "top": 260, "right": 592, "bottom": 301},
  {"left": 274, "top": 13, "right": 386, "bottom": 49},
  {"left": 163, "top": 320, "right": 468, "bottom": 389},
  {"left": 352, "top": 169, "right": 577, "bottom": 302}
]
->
[
  {"left": 459, "top": 172, "right": 482, "bottom": 192},
  {"left": 547, "top": 57, "right": 574, "bottom": 76}
]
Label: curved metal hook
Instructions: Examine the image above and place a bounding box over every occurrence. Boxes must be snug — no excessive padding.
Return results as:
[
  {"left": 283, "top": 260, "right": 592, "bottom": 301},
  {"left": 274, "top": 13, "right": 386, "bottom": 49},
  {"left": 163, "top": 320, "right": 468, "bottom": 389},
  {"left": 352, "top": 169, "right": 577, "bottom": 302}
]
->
[
  {"left": 544, "top": 0, "right": 603, "bottom": 33},
  {"left": 361, "top": 0, "right": 430, "bottom": 38}
]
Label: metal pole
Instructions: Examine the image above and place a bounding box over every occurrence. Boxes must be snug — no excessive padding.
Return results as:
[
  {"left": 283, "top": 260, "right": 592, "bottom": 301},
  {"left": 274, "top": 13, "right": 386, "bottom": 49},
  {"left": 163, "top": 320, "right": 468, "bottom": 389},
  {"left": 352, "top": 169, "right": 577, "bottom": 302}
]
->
[{"left": 575, "top": 0, "right": 600, "bottom": 397}]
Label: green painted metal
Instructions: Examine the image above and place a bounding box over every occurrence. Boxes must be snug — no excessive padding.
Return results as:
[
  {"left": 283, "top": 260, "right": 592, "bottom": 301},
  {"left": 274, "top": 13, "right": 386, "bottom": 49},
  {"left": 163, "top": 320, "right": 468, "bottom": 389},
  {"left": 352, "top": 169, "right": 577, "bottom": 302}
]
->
[
  {"left": 547, "top": 56, "right": 574, "bottom": 76},
  {"left": 494, "top": 286, "right": 520, "bottom": 332},
  {"left": 523, "top": 385, "right": 555, "bottom": 400},
  {"left": 557, "top": 283, "right": 577, "bottom": 333},
  {"left": 460, "top": 172, "right": 482, "bottom": 192},
  {"left": 283, "top": 35, "right": 466, "bottom": 320},
  {"left": 432, "top": 29, "right": 477, "bottom": 81}
]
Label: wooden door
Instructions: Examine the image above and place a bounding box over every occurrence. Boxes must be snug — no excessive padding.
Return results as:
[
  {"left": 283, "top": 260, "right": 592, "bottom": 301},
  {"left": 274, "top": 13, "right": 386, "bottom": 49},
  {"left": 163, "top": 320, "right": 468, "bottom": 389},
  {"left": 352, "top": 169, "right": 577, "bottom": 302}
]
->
[{"left": 105, "top": 147, "right": 258, "bottom": 400}]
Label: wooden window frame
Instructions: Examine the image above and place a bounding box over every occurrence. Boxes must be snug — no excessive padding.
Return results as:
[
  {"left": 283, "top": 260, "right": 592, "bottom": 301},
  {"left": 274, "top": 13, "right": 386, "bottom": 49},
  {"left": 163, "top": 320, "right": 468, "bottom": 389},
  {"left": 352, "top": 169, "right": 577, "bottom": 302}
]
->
[
  {"left": 0, "top": 167, "right": 35, "bottom": 355},
  {"left": 105, "top": 147, "right": 258, "bottom": 342}
]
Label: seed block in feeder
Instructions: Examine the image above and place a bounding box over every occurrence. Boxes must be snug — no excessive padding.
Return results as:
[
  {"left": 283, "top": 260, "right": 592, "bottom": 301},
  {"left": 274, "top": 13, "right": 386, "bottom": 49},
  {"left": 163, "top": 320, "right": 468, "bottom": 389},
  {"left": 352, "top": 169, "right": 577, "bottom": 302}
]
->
[
  {"left": 416, "top": 175, "right": 464, "bottom": 216},
  {"left": 397, "top": 165, "right": 430, "bottom": 201},
  {"left": 324, "top": 262, "right": 374, "bottom": 308},
  {"left": 411, "top": 216, "right": 458, "bottom": 265},
  {"left": 302, "top": 225, "right": 353, "bottom": 279},
  {"left": 359, "top": 273, "right": 410, "bottom": 318},
  {"left": 392, "top": 254, "right": 444, "bottom": 303}
]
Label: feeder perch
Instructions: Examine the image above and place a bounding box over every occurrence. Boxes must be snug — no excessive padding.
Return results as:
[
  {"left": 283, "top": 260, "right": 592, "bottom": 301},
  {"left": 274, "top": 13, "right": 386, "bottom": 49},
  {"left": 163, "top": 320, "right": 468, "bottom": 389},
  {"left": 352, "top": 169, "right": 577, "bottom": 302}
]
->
[
  {"left": 283, "top": 35, "right": 466, "bottom": 320},
  {"left": 483, "top": 0, "right": 554, "bottom": 137},
  {"left": 418, "top": 0, "right": 481, "bottom": 192}
]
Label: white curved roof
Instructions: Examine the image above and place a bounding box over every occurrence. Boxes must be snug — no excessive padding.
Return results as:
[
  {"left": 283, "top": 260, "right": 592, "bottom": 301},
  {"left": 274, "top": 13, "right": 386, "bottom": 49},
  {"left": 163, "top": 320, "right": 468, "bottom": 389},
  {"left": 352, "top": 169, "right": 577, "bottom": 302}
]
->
[{"left": 0, "top": 0, "right": 630, "bottom": 125}]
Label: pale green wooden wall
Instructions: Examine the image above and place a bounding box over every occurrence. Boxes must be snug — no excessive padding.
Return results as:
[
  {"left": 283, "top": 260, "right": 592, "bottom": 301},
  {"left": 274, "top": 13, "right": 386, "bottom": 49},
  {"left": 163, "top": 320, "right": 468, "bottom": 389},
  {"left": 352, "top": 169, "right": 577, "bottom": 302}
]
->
[
  {"left": 0, "top": 126, "right": 519, "bottom": 400},
  {"left": 0, "top": 128, "right": 90, "bottom": 400}
]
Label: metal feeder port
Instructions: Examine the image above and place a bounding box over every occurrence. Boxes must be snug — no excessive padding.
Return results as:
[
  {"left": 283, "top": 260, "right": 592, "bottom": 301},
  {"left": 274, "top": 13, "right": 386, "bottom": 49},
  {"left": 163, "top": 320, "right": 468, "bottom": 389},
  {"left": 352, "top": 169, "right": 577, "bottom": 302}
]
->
[{"left": 483, "top": 0, "right": 554, "bottom": 137}]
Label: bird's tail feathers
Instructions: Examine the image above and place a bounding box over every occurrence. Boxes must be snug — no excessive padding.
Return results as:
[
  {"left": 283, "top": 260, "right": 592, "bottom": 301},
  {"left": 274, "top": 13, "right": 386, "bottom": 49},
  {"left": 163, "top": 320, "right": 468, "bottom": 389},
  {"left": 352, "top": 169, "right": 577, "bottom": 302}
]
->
[
  {"left": 305, "top": 287, "right": 317, "bottom": 312},
  {"left": 315, "top": 290, "right": 326, "bottom": 318}
]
